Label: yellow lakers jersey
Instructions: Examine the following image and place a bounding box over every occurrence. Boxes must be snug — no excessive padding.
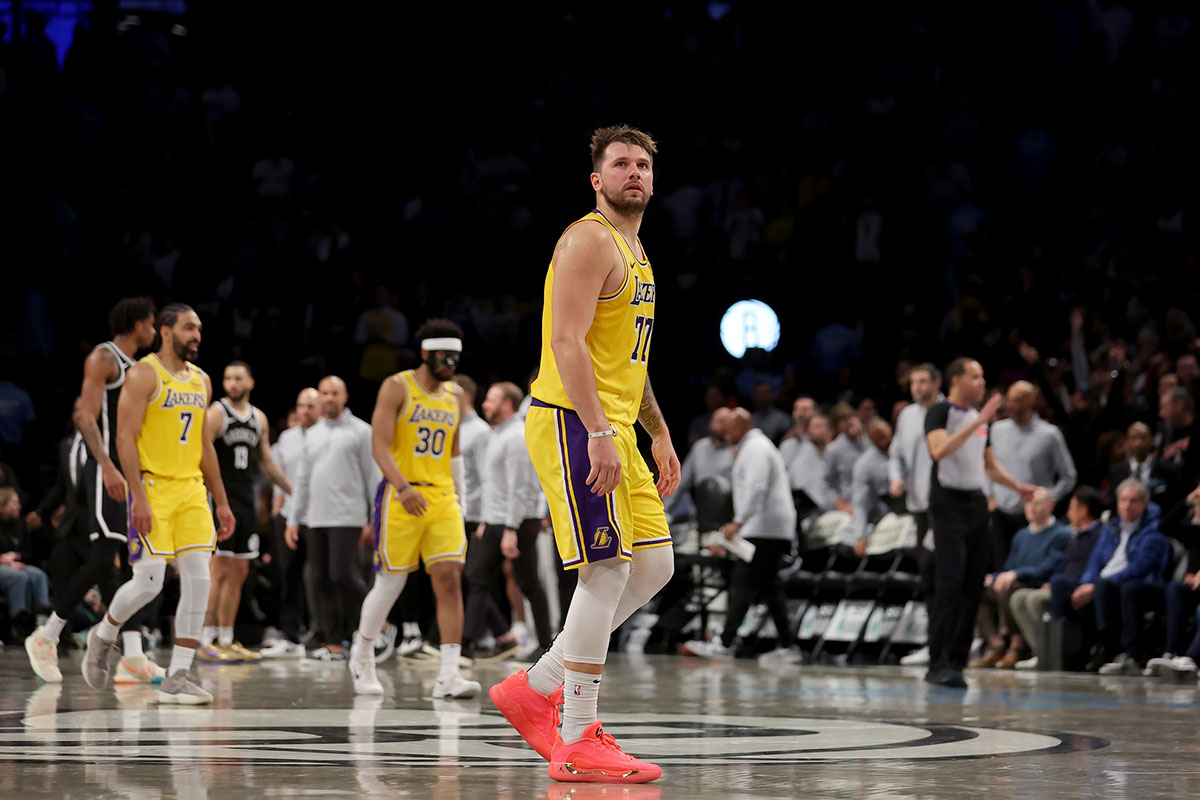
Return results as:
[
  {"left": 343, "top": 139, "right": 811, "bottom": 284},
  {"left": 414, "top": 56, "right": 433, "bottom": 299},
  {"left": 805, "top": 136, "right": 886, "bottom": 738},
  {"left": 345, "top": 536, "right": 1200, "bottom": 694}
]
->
[
  {"left": 391, "top": 370, "right": 461, "bottom": 491},
  {"left": 532, "top": 210, "right": 656, "bottom": 426},
  {"left": 137, "top": 354, "right": 207, "bottom": 479}
]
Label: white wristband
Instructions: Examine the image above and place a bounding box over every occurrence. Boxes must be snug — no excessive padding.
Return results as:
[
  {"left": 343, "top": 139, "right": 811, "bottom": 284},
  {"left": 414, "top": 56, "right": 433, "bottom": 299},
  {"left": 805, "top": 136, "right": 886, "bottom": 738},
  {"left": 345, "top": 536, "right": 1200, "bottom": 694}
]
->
[{"left": 587, "top": 427, "right": 616, "bottom": 440}]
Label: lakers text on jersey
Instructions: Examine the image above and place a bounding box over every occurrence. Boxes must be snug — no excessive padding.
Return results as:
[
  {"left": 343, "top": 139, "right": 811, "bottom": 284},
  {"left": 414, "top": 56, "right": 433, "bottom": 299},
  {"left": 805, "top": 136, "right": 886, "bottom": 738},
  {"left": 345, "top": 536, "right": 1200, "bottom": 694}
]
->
[
  {"left": 526, "top": 211, "right": 671, "bottom": 569},
  {"left": 374, "top": 370, "right": 466, "bottom": 573},
  {"left": 129, "top": 355, "right": 215, "bottom": 561},
  {"left": 531, "top": 209, "right": 656, "bottom": 427}
]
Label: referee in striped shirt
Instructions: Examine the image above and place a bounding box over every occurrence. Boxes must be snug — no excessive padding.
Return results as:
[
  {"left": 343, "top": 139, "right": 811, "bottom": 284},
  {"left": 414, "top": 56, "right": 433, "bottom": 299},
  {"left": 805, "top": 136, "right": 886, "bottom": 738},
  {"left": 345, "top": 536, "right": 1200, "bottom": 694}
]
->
[{"left": 924, "top": 358, "right": 1036, "bottom": 688}]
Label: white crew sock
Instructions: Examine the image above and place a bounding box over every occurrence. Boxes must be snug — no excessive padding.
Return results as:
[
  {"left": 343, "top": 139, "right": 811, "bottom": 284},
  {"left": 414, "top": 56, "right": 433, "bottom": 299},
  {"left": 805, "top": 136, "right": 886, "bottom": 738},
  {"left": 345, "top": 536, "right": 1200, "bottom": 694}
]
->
[
  {"left": 439, "top": 643, "right": 462, "bottom": 680},
  {"left": 218, "top": 627, "right": 234, "bottom": 647},
  {"left": 561, "top": 669, "right": 602, "bottom": 743},
  {"left": 527, "top": 638, "right": 565, "bottom": 696},
  {"left": 510, "top": 620, "right": 530, "bottom": 645},
  {"left": 97, "top": 616, "right": 121, "bottom": 643},
  {"left": 123, "top": 631, "right": 144, "bottom": 658},
  {"left": 43, "top": 612, "right": 67, "bottom": 642},
  {"left": 402, "top": 622, "right": 421, "bottom": 638},
  {"left": 168, "top": 645, "right": 195, "bottom": 675},
  {"left": 202, "top": 626, "right": 218, "bottom": 647}
]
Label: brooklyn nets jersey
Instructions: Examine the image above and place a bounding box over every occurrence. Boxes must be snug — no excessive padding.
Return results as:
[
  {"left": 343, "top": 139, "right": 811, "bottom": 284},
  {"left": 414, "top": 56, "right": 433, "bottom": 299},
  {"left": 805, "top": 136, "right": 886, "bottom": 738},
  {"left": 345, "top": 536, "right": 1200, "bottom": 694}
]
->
[
  {"left": 92, "top": 341, "right": 137, "bottom": 468},
  {"left": 214, "top": 397, "right": 262, "bottom": 505}
]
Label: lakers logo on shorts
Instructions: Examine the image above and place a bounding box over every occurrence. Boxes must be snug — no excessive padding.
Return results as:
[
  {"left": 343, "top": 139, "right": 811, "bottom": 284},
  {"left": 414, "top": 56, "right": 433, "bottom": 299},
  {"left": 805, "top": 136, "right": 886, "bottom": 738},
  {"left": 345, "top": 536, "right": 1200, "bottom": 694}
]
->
[{"left": 592, "top": 527, "right": 612, "bottom": 548}]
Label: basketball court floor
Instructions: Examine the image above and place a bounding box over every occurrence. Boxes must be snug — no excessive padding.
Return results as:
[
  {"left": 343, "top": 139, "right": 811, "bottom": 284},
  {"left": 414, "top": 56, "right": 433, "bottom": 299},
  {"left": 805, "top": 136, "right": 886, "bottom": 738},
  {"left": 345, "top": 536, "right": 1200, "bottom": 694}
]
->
[{"left": 0, "top": 649, "right": 1195, "bottom": 798}]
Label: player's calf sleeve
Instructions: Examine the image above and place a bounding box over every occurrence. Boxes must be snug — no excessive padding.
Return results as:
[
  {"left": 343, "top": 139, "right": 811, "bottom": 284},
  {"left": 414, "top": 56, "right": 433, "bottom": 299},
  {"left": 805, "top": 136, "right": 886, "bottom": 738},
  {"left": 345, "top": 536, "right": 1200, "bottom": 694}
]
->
[
  {"left": 106, "top": 559, "right": 167, "bottom": 627},
  {"left": 611, "top": 545, "right": 674, "bottom": 630},
  {"left": 560, "top": 558, "right": 631, "bottom": 665},
  {"left": 358, "top": 571, "right": 407, "bottom": 641},
  {"left": 175, "top": 550, "right": 213, "bottom": 642}
]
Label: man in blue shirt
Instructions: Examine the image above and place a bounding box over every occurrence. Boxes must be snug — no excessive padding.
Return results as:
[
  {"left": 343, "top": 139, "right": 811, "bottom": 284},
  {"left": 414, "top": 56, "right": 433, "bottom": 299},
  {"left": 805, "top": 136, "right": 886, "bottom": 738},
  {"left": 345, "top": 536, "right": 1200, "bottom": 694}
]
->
[{"left": 971, "top": 488, "right": 1070, "bottom": 669}]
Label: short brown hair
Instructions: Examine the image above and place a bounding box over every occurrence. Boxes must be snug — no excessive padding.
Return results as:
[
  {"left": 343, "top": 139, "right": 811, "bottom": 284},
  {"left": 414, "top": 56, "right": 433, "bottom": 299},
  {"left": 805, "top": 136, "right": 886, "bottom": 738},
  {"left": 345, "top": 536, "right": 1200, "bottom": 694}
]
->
[
  {"left": 590, "top": 125, "right": 657, "bottom": 172},
  {"left": 492, "top": 381, "right": 524, "bottom": 412},
  {"left": 829, "top": 402, "right": 855, "bottom": 431}
]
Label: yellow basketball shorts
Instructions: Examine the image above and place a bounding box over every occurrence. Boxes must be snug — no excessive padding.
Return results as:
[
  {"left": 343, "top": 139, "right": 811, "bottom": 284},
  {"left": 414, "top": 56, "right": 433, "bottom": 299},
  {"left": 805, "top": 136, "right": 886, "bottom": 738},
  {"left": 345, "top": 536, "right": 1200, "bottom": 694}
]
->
[
  {"left": 373, "top": 480, "right": 466, "bottom": 574},
  {"left": 128, "top": 474, "right": 215, "bottom": 562},
  {"left": 526, "top": 399, "right": 672, "bottom": 570}
]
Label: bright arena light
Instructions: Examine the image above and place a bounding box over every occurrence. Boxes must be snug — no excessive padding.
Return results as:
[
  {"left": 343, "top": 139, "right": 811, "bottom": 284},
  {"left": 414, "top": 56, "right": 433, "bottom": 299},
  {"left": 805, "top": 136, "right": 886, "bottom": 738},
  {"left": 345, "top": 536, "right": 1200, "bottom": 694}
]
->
[{"left": 720, "top": 299, "right": 781, "bottom": 359}]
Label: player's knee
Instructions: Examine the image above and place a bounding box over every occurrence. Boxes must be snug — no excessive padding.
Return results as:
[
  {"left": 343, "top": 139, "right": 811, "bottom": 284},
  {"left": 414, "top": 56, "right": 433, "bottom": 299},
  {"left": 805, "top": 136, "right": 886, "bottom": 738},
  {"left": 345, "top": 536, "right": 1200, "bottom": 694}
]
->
[
  {"left": 430, "top": 564, "right": 463, "bottom": 593},
  {"left": 131, "top": 559, "right": 167, "bottom": 602}
]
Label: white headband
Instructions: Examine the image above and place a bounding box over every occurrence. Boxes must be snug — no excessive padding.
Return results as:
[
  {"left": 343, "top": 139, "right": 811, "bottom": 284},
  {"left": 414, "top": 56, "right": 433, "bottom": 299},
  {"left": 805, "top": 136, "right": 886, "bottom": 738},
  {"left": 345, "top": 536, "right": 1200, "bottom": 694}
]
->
[{"left": 422, "top": 337, "right": 462, "bottom": 352}]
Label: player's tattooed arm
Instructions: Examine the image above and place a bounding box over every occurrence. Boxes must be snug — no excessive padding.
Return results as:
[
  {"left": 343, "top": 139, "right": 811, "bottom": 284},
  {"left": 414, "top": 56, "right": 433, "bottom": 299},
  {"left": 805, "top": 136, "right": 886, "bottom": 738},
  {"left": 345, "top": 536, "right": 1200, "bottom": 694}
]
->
[
  {"left": 638, "top": 376, "right": 666, "bottom": 439},
  {"left": 74, "top": 347, "right": 118, "bottom": 467}
]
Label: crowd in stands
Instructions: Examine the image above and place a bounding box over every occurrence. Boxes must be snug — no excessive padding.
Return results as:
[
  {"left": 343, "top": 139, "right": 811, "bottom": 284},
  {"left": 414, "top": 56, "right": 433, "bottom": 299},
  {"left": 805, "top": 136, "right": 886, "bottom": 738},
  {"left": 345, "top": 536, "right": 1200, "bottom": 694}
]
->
[{"left": 2, "top": 5, "right": 1200, "bottom": 678}]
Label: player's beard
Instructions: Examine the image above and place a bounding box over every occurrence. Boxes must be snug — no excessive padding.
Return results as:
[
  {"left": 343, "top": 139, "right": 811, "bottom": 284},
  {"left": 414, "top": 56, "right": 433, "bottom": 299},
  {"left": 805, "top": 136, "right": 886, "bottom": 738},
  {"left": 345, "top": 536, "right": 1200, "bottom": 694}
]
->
[
  {"left": 172, "top": 335, "right": 199, "bottom": 362},
  {"left": 226, "top": 388, "right": 247, "bottom": 403},
  {"left": 601, "top": 182, "right": 649, "bottom": 215}
]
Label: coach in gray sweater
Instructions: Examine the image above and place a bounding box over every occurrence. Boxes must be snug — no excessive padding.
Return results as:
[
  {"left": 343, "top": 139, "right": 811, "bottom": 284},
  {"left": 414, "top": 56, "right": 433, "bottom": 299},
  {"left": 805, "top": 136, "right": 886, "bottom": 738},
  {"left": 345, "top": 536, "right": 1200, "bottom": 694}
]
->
[
  {"left": 285, "top": 376, "right": 380, "bottom": 657},
  {"left": 987, "top": 381, "right": 1077, "bottom": 569}
]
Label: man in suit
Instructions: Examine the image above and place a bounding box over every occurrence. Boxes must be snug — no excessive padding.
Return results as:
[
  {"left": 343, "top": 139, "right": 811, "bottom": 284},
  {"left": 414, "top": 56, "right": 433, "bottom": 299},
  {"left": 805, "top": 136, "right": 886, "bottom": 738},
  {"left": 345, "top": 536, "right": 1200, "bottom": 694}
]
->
[{"left": 1108, "top": 422, "right": 1179, "bottom": 510}]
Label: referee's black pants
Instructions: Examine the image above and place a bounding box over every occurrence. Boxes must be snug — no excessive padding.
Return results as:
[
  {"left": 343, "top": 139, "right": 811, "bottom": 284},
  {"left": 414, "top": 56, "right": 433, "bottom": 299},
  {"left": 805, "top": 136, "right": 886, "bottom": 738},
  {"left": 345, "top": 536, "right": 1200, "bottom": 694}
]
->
[{"left": 927, "top": 485, "right": 990, "bottom": 672}]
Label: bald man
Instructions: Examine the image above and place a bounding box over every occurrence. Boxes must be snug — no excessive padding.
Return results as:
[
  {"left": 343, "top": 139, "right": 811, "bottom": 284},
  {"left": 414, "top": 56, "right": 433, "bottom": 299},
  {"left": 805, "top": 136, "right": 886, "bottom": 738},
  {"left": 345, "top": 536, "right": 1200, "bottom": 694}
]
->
[
  {"left": 684, "top": 408, "right": 797, "bottom": 661},
  {"left": 665, "top": 407, "right": 735, "bottom": 525},
  {"left": 987, "top": 381, "right": 1076, "bottom": 570},
  {"left": 285, "top": 377, "right": 381, "bottom": 659},
  {"left": 262, "top": 388, "right": 320, "bottom": 656}
]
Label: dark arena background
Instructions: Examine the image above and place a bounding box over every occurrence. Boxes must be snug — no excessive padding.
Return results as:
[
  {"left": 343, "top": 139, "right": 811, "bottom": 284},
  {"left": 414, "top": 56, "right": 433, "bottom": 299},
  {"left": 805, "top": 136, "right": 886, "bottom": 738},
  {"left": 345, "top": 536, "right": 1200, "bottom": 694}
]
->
[{"left": 1, "top": 2, "right": 1199, "bottom": 798}]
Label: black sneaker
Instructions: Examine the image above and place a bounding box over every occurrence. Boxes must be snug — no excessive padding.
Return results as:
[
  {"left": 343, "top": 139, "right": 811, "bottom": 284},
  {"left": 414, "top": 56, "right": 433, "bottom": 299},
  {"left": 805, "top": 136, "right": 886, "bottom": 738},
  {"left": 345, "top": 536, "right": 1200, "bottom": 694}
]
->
[{"left": 924, "top": 667, "right": 967, "bottom": 688}]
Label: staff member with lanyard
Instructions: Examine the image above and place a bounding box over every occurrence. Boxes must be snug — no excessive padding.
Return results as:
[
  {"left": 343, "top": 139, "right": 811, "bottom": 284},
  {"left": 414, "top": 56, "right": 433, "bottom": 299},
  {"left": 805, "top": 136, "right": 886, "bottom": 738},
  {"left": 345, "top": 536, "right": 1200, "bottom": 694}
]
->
[{"left": 924, "top": 358, "right": 1036, "bottom": 688}]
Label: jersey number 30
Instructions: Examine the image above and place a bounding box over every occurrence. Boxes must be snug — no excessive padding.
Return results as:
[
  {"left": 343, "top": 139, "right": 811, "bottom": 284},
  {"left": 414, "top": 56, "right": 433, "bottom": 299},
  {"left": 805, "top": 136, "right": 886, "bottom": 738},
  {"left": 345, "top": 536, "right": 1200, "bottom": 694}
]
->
[
  {"left": 414, "top": 426, "right": 446, "bottom": 457},
  {"left": 631, "top": 315, "right": 654, "bottom": 365}
]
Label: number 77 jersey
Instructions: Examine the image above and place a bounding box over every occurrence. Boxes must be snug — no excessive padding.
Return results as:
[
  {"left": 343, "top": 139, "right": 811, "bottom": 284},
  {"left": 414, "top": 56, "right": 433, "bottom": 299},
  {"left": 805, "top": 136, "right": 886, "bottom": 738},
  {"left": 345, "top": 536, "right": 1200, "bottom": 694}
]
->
[
  {"left": 136, "top": 353, "right": 208, "bottom": 479},
  {"left": 531, "top": 210, "right": 657, "bottom": 426},
  {"left": 390, "top": 370, "right": 461, "bottom": 493}
]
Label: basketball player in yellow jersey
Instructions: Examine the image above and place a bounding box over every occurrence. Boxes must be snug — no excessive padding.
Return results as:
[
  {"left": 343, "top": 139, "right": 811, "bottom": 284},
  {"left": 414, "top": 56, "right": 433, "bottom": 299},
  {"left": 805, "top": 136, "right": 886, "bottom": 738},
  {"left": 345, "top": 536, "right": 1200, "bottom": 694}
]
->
[
  {"left": 82, "top": 303, "right": 236, "bottom": 705},
  {"left": 490, "top": 125, "right": 680, "bottom": 785},
  {"left": 348, "top": 318, "right": 481, "bottom": 700}
]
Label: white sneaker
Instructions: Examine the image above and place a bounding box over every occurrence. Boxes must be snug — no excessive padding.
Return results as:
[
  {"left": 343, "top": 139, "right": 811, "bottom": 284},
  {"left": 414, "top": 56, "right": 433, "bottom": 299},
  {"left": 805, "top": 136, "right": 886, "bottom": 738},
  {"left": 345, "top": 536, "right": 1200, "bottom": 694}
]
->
[
  {"left": 1014, "top": 655, "right": 1039, "bottom": 670},
  {"left": 260, "top": 626, "right": 285, "bottom": 647},
  {"left": 900, "top": 646, "right": 930, "bottom": 666},
  {"left": 1143, "top": 654, "right": 1174, "bottom": 677},
  {"left": 1098, "top": 652, "right": 1139, "bottom": 676},
  {"left": 374, "top": 623, "right": 399, "bottom": 664},
  {"left": 260, "top": 639, "right": 306, "bottom": 659},
  {"left": 24, "top": 628, "right": 62, "bottom": 683},
  {"left": 682, "top": 638, "right": 735, "bottom": 659},
  {"left": 350, "top": 635, "right": 383, "bottom": 695},
  {"left": 1169, "top": 656, "right": 1198, "bottom": 682},
  {"left": 396, "top": 636, "right": 427, "bottom": 659},
  {"left": 757, "top": 645, "right": 803, "bottom": 666},
  {"left": 432, "top": 673, "right": 481, "bottom": 699},
  {"left": 157, "top": 671, "right": 213, "bottom": 705},
  {"left": 114, "top": 654, "right": 167, "bottom": 684}
]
